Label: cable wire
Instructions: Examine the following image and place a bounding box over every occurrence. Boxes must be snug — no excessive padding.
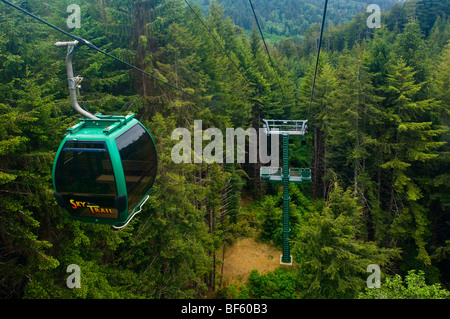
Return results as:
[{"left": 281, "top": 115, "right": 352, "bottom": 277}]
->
[
  {"left": 247, "top": 0, "right": 273, "bottom": 69},
  {"left": 247, "top": 0, "right": 286, "bottom": 103},
  {"left": 0, "top": 0, "right": 214, "bottom": 108},
  {"left": 184, "top": 0, "right": 250, "bottom": 84},
  {"left": 308, "top": 0, "right": 329, "bottom": 115}
]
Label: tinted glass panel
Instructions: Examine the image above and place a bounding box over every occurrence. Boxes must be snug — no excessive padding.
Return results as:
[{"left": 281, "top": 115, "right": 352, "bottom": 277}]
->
[
  {"left": 55, "top": 141, "right": 119, "bottom": 219},
  {"left": 116, "top": 123, "right": 157, "bottom": 213},
  {"left": 55, "top": 142, "right": 117, "bottom": 196}
]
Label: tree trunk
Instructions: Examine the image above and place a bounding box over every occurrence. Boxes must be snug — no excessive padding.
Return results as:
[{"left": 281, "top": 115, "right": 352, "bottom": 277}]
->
[{"left": 313, "top": 126, "right": 325, "bottom": 200}]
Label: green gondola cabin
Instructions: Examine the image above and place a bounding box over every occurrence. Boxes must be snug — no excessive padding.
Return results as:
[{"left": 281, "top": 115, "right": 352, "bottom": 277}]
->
[{"left": 52, "top": 113, "right": 157, "bottom": 228}]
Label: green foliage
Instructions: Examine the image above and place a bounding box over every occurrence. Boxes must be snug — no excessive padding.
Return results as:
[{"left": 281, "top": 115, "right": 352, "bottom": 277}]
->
[
  {"left": 247, "top": 268, "right": 299, "bottom": 299},
  {"left": 255, "top": 183, "right": 309, "bottom": 248},
  {"left": 359, "top": 270, "right": 450, "bottom": 299},
  {"left": 257, "top": 195, "right": 282, "bottom": 243},
  {"left": 379, "top": 57, "right": 444, "bottom": 265},
  {"left": 0, "top": 0, "right": 448, "bottom": 300},
  {"left": 216, "top": 283, "right": 250, "bottom": 299},
  {"left": 193, "top": 0, "right": 400, "bottom": 42},
  {"left": 292, "top": 180, "right": 399, "bottom": 298}
]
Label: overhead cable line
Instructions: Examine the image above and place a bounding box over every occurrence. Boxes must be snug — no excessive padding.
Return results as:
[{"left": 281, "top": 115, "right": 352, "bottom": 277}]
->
[
  {"left": 183, "top": 0, "right": 250, "bottom": 84},
  {"left": 247, "top": 0, "right": 287, "bottom": 103},
  {"left": 308, "top": 0, "right": 329, "bottom": 115},
  {"left": 247, "top": 0, "right": 274, "bottom": 69},
  {"left": 0, "top": 0, "right": 215, "bottom": 109}
]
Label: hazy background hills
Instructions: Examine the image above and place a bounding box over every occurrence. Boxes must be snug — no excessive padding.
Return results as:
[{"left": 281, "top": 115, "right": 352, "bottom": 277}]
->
[{"left": 192, "top": 0, "right": 406, "bottom": 42}]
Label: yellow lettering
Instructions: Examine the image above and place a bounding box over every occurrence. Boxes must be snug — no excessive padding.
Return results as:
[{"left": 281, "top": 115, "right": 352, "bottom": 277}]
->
[
  {"left": 70, "top": 200, "right": 87, "bottom": 209},
  {"left": 87, "top": 205, "right": 98, "bottom": 215},
  {"left": 86, "top": 205, "right": 116, "bottom": 215}
]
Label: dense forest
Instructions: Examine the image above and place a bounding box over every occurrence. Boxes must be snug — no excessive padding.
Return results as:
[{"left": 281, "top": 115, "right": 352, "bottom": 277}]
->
[
  {"left": 0, "top": 0, "right": 449, "bottom": 299},
  {"left": 193, "top": 0, "right": 404, "bottom": 42}
]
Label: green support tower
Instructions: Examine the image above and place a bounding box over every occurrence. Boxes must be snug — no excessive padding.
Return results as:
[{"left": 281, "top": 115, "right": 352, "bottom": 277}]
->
[{"left": 260, "top": 120, "right": 311, "bottom": 266}]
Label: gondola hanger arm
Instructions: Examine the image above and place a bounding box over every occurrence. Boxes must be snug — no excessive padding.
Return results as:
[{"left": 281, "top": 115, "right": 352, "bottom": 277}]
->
[{"left": 55, "top": 40, "right": 99, "bottom": 120}]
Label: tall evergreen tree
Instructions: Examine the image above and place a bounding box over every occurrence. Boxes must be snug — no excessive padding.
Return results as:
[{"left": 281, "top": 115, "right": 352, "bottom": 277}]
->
[
  {"left": 380, "top": 58, "right": 444, "bottom": 265},
  {"left": 296, "top": 54, "right": 337, "bottom": 199},
  {"left": 293, "top": 180, "right": 398, "bottom": 299}
]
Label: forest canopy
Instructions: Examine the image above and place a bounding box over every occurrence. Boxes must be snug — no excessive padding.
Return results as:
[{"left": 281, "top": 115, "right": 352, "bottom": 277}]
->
[{"left": 0, "top": 0, "right": 449, "bottom": 300}]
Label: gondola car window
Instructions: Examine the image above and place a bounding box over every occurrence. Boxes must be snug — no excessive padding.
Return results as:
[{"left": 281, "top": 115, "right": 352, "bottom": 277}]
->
[
  {"left": 115, "top": 123, "right": 157, "bottom": 213},
  {"left": 55, "top": 142, "right": 118, "bottom": 197}
]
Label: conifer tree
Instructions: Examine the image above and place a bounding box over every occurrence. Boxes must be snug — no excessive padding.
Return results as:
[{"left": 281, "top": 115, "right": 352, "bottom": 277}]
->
[
  {"left": 296, "top": 54, "right": 337, "bottom": 199},
  {"left": 292, "top": 180, "right": 398, "bottom": 299},
  {"left": 327, "top": 44, "right": 381, "bottom": 197},
  {"left": 380, "top": 58, "right": 444, "bottom": 265}
]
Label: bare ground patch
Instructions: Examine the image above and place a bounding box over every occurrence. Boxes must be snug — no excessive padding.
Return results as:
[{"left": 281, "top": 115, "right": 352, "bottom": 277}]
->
[{"left": 218, "top": 237, "right": 281, "bottom": 286}]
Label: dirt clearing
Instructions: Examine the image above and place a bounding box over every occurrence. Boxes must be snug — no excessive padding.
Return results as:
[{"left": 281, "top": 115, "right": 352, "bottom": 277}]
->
[{"left": 219, "top": 237, "right": 281, "bottom": 286}]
